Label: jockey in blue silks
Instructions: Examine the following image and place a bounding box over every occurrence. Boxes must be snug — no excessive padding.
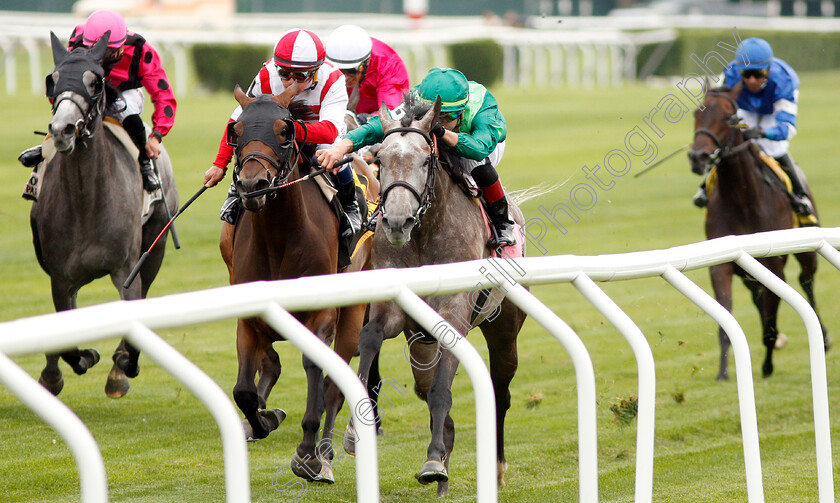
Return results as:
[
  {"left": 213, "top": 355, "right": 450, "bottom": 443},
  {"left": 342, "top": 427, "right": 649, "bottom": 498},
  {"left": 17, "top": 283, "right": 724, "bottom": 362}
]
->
[{"left": 694, "top": 37, "right": 814, "bottom": 219}]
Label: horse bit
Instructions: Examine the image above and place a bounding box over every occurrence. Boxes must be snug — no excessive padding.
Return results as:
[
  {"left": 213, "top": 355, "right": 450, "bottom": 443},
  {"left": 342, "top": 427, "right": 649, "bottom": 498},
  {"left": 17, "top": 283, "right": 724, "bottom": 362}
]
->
[{"left": 378, "top": 126, "right": 439, "bottom": 225}]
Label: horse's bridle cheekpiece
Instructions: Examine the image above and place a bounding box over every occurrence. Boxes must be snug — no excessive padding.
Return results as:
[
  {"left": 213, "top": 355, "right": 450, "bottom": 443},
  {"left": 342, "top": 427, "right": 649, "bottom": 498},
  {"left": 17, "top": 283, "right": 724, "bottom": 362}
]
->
[
  {"left": 379, "top": 126, "right": 439, "bottom": 226},
  {"left": 47, "top": 53, "right": 107, "bottom": 139}
]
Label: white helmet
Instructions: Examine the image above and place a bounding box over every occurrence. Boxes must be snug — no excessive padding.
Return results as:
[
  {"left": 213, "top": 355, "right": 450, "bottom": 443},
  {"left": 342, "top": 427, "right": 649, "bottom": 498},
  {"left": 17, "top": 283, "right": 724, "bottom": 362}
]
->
[{"left": 325, "top": 25, "right": 373, "bottom": 70}]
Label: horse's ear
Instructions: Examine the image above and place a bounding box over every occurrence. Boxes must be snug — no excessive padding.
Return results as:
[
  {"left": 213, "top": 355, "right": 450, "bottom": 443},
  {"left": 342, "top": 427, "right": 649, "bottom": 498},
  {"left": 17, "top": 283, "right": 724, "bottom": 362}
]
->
[
  {"left": 273, "top": 82, "right": 297, "bottom": 108},
  {"left": 234, "top": 85, "right": 254, "bottom": 108},
  {"left": 417, "top": 97, "right": 441, "bottom": 132},
  {"left": 50, "top": 31, "right": 69, "bottom": 64},
  {"left": 379, "top": 101, "right": 397, "bottom": 132},
  {"left": 87, "top": 31, "right": 110, "bottom": 63}
]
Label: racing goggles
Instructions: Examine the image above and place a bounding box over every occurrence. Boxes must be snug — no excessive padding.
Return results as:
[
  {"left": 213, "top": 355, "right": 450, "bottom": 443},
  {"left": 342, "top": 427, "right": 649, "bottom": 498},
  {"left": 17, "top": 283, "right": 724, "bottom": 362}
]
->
[
  {"left": 276, "top": 66, "right": 316, "bottom": 82},
  {"left": 740, "top": 68, "right": 769, "bottom": 80},
  {"left": 441, "top": 110, "right": 463, "bottom": 122}
]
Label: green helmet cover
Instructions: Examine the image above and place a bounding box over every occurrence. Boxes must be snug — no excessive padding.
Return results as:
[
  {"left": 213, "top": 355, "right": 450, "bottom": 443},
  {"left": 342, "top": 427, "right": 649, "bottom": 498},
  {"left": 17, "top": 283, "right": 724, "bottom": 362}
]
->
[{"left": 417, "top": 67, "right": 469, "bottom": 112}]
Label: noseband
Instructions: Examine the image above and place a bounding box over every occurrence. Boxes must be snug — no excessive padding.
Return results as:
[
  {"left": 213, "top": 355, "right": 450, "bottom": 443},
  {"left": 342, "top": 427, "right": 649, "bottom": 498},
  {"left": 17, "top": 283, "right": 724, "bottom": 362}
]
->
[
  {"left": 51, "top": 87, "right": 105, "bottom": 139},
  {"left": 379, "top": 126, "right": 439, "bottom": 225},
  {"left": 693, "top": 93, "right": 752, "bottom": 165}
]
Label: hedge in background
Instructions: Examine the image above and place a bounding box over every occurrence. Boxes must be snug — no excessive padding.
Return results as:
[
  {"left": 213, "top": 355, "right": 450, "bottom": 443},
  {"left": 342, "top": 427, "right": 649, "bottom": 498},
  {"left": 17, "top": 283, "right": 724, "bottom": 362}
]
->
[
  {"left": 192, "top": 43, "right": 268, "bottom": 92},
  {"left": 639, "top": 29, "right": 840, "bottom": 77},
  {"left": 448, "top": 39, "right": 504, "bottom": 88}
]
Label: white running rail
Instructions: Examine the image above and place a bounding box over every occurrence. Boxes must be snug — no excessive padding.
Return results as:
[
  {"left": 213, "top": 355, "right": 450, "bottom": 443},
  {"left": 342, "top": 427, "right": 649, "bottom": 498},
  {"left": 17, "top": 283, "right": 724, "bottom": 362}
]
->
[{"left": 1, "top": 227, "right": 838, "bottom": 502}]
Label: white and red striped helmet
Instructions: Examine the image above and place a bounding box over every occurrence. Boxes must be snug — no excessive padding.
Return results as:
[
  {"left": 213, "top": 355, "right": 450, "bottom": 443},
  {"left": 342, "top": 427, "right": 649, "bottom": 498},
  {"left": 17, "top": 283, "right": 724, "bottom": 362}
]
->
[{"left": 273, "top": 29, "right": 325, "bottom": 70}]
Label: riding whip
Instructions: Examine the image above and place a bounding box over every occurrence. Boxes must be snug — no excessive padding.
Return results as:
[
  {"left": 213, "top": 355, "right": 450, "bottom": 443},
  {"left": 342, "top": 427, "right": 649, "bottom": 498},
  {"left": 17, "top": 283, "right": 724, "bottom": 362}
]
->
[
  {"left": 123, "top": 185, "right": 207, "bottom": 288},
  {"left": 633, "top": 144, "right": 690, "bottom": 178},
  {"left": 152, "top": 157, "right": 180, "bottom": 249}
]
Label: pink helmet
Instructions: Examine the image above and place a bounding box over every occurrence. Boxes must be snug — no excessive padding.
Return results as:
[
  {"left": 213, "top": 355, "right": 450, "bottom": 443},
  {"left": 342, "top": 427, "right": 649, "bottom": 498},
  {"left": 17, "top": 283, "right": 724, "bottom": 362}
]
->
[
  {"left": 273, "top": 29, "right": 325, "bottom": 70},
  {"left": 82, "top": 10, "right": 127, "bottom": 48}
]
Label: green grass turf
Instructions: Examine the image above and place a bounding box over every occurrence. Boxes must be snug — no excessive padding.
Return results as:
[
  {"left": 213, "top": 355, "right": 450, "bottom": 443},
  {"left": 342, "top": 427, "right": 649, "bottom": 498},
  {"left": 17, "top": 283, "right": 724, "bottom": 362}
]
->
[{"left": 2, "top": 70, "right": 840, "bottom": 502}]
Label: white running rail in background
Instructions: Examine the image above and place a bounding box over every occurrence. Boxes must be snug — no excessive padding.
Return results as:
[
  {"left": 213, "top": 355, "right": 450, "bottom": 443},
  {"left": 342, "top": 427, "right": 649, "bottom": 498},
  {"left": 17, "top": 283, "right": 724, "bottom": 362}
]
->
[{"left": 1, "top": 227, "right": 838, "bottom": 502}]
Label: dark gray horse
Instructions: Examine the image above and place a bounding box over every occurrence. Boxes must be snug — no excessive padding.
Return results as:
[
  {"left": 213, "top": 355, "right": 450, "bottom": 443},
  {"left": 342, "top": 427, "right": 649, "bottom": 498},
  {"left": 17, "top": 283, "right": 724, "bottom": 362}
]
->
[
  {"left": 354, "top": 96, "right": 529, "bottom": 496},
  {"left": 30, "top": 32, "right": 178, "bottom": 397}
]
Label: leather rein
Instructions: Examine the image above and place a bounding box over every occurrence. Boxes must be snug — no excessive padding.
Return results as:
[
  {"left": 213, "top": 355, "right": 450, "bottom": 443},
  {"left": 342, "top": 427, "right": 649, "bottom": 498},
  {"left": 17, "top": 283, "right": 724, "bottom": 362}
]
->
[{"left": 693, "top": 93, "right": 753, "bottom": 165}]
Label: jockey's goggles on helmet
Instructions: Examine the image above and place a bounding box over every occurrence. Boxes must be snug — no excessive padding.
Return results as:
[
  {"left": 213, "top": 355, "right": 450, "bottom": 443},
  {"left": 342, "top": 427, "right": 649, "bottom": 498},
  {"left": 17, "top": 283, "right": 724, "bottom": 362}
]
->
[
  {"left": 442, "top": 110, "right": 463, "bottom": 122},
  {"left": 276, "top": 66, "right": 317, "bottom": 82},
  {"left": 103, "top": 46, "right": 124, "bottom": 63},
  {"left": 740, "top": 68, "right": 769, "bottom": 80}
]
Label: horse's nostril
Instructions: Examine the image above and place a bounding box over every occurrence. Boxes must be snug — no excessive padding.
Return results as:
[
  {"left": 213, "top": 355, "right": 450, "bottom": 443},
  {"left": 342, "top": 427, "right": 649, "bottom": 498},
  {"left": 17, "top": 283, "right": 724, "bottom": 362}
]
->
[
  {"left": 254, "top": 179, "right": 270, "bottom": 192},
  {"left": 63, "top": 124, "right": 76, "bottom": 136},
  {"left": 402, "top": 216, "right": 416, "bottom": 233}
]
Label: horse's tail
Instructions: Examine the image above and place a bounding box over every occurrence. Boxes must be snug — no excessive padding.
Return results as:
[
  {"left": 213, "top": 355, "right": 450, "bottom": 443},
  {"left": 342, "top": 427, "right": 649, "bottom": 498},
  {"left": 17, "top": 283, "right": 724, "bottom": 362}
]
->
[{"left": 508, "top": 182, "right": 564, "bottom": 205}]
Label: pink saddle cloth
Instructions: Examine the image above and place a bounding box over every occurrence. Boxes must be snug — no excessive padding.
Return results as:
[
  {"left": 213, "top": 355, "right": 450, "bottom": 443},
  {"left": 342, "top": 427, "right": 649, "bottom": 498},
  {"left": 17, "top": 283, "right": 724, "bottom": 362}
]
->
[{"left": 479, "top": 206, "right": 525, "bottom": 259}]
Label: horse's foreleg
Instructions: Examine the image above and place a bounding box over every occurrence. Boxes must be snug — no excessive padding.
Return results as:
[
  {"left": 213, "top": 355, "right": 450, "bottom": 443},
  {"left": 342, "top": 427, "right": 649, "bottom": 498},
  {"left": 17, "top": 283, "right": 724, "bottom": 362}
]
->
[
  {"left": 233, "top": 320, "right": 282, "bottom": 441},
  {"left": 796, "top": 251, "right": 831, "bottom": 350},
  {"left": 745, "top": 261, "right": 783, "bottom": 378},
  {"left": 710, "top": 264, "right": 734, "bottom": 381},
  {"left": 45, "top": 283, "right": 99, "bottom": 394},
  {"left": 256, "top": 345, "right": 282, "bottom": 409},
  {"left": 416, "top": 349, "right": 458, "bottom": 493},
  {"left": 39, "top": 353, "right": 64, "bottom": 396}
]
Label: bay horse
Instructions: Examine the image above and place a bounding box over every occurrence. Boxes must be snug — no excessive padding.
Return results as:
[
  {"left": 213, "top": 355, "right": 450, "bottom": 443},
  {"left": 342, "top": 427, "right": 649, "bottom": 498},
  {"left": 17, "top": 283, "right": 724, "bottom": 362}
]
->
[
  {"left": 221, "top": 86, "right": 377, "bottom": 483},
  {"left": 353, "top": 95, "right": 529, "bottom": 496},
  {"left": 31, "top": 33, "right": 178, "bottom": 397},
  {"left": 688, "top": 82, "right": 830, "bottom": 380}
]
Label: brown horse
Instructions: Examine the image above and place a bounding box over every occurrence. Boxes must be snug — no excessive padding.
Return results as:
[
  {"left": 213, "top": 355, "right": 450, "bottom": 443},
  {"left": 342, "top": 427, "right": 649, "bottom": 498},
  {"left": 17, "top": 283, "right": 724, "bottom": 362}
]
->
[
  {"left": 688, "top": 83, "right": 830, "bottom": 380},
  {"left": 353, "top": 95, "right": 529, "bottom": 496},
  {"left": 221, "top": 86, "right": 376, "bottom": 483}
]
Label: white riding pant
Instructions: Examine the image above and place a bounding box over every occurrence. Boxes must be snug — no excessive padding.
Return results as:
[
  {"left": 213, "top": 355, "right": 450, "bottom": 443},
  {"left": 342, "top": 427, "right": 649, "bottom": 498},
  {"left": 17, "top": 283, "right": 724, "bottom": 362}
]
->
[
  {"left": 463, "top": 141, "right": 506, "bottom": 171},
  {"left": 107, "top": 88, "right": 145, "bottom": 122}
]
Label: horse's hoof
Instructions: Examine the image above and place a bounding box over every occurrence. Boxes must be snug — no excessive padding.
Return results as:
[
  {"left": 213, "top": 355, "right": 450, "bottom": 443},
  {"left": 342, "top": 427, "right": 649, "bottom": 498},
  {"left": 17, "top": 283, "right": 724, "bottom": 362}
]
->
[
  {"left": 243, "top": 419, "right": 258, "bottom": 442},
  {"left": 774, "top": 333, "right": 788, "bottom": 349},
  {"left": 291, "top": 452, "right": 322, "bottom": 481},
  {"left": 762, "top": 362, "right": 774, "bottom": 378},
  {"left": 716, "top": 372, "right": 729, "bottom": 382},
  {"left": 311, "top": 456, "right": 335, "bottom": 484},
  {"left": 105, "top": 365, "right": 130, "bottom": 398},
  {"left": 342, "top": 422, "right": 356, "bottom": 456},
  {"left": 70, "top": 349, "right": 100, "bottom": 375},
  {"left": 498, "top": 460, "right": 508, "bottom": 488},
  {"left": 416, "top": 460, "right": 448, "bottom": 485},
  {"left": 258, "top": 408, "right": 286, "bottom": 432},
  {"left": 38, "top": 371, "right": 64, "bottom": 396},
  {"left": 824, "top": 333, "right": 832, "bottom": 351}
]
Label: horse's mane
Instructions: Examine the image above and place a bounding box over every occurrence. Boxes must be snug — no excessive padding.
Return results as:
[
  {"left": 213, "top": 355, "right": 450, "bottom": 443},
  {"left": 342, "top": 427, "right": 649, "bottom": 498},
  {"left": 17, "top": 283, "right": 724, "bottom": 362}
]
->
[
  {"left": 400, "top": 91, "right": 432, "bottom": 127},
  {"left": 710, "top": 85, "right": 731, "bottom": 93}
]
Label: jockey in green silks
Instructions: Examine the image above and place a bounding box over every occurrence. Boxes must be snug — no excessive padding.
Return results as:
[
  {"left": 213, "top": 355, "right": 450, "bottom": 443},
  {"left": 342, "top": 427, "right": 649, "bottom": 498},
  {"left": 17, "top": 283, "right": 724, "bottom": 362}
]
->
[{"left": 317, "top": 67, "right": 516, "bottom": 247}]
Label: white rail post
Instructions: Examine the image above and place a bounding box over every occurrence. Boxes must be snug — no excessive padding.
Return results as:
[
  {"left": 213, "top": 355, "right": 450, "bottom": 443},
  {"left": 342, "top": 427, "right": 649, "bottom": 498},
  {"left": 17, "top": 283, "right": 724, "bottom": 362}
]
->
[
  {"left": 261, "top": 304, "right": 380, "bottom": 503},
  {"left": 125, "top": 323, "right": 250, "bottom": 503},
  {"left": 0, "top": 352, "right": 109, "bottom": 503},
  {"left": 393, "top": 287, "right": 498, "bottom": 503},
  {"left": 661, "top": 266, "right": 764, "bottom": 503},
  {"left": 502, "top": 281, "right": 599, "bottom": 502},
  {"left": 735, "top": 253, "right": 834, "bottom": 503},
  {"left": 572, "top": 273, "right": 655, "bottom": 503}
]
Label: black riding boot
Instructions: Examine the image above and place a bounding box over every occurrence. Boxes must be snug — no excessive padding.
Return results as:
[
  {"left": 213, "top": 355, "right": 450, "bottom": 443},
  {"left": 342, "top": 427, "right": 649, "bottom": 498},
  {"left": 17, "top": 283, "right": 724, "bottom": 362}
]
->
[
  {"left": 19, "top": 145, "right": 44, "bottom": 167},
  {"left": 220, "top": 182, "right": 240, "bottom": 225},
  {"left": 485, "top": 197, "right": 517, "bottom": 247},
  {"left": 776, "top": 153, "right": 814, "bottom": 216},
  {"left": 123, "top": 114, "right": 160, "bottom": 192},
  {"left": 337, "top": 181, "right": 363, "bottom": 240}
]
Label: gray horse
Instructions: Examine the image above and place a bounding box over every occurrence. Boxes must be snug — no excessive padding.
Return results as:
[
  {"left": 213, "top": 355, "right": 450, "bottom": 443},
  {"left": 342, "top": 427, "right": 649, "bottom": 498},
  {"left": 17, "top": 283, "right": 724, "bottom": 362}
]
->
[
  {"left": 354, "top": 96, "right": 530, "bottom": 496},
  {"left": 30, "top": 33, "right": 178, "bottom": 397}
]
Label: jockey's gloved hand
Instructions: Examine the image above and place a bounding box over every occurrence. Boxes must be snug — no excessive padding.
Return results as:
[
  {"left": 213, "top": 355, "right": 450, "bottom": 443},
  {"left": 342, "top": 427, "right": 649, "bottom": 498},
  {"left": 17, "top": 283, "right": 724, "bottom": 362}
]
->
[
  {"left": 357, "top": 113, "right": 371, "bottom": 125},
  {"left": 431, "top": 123, "right": 446, "bottom": 139},
  {"left": 743, "top": 128, "right": 764, "bottom": 140}
]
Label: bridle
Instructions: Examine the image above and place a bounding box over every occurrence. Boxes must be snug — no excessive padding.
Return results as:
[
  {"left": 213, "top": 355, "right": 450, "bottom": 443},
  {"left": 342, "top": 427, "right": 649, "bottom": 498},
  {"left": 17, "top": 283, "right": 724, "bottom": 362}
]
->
[
  {"left": 232, "top": 120, "right": 301, "bottom": 200},
  {"left": 50, "top": 81, "right": 106, "bottom": 139},
  {"left": 693, "top": 93, "right": 752, "bottom": 165},
  {"left": 378, "top": 126, "right": 439, "bottom": 225}
]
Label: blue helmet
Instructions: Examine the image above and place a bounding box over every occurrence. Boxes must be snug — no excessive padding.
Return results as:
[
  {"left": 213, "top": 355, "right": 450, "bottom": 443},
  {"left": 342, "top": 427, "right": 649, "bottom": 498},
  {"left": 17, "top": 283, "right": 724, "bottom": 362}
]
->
[{"left": 735, "top": 38, "right": 773, "bottom": 70}]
